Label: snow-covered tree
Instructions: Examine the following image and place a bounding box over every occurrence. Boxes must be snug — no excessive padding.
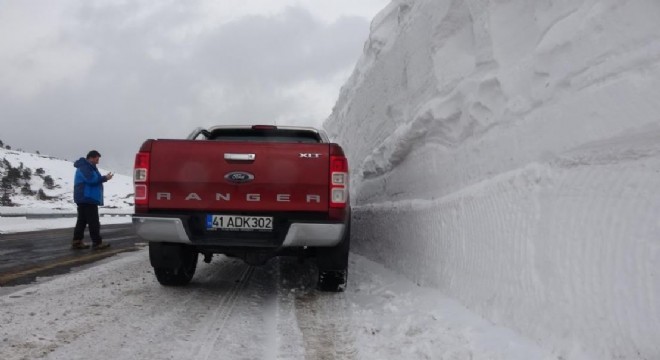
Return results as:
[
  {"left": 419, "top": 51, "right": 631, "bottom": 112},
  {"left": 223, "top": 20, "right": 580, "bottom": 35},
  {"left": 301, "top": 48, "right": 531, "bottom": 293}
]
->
[
  {"left": 6, "top": 167, "right": 21, "bottom": 186},
  {"left": 20, "top": 183, "right": 35, "bottom": 196},
  {"left": 21, "top": 168, "right": 31, "bottom": 180},
  {"left": 0, "top": 192, "right": 13, "bottom": 206},
  {"left": 43, "top": 175, "right": 55, "bottom": 189}
]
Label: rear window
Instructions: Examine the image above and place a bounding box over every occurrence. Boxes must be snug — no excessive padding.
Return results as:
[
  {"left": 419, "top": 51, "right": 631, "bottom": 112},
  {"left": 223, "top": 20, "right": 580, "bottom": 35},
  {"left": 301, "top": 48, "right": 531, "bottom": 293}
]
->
[{"left": 207, "top": 129, "right": 322, "bottom": 143}]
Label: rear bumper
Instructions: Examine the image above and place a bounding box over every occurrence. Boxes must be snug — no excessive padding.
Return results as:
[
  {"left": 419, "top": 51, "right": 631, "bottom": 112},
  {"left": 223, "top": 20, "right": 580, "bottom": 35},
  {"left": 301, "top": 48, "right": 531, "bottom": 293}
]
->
[{"left": 132, "top": 216, "right": 345, "bottom": 247}]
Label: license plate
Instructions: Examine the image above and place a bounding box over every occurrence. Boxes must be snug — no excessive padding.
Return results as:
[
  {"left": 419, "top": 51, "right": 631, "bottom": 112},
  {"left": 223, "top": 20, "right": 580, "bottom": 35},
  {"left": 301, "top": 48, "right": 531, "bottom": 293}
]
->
[{"left": 206, "top": 215, "right": 273, "bottom": 232}]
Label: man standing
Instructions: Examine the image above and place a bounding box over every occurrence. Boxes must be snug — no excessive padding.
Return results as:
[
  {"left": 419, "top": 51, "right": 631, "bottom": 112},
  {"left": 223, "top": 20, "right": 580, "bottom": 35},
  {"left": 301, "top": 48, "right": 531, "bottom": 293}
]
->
[{"left": 71, "top": 150, "right": 114, "bottom": 250}]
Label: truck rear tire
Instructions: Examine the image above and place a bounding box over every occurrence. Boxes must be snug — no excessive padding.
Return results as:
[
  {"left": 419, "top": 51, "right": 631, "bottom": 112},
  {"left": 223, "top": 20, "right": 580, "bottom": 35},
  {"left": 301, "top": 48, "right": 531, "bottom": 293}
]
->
[
  {"left": 150, "top": 243, "right": 198, "bottom": 286},
  {"left": 318, "top": 270, "right": 347, "bottom": 292},
  {"left": 316, "top": 222, "right": 350, "bottom": 292}
]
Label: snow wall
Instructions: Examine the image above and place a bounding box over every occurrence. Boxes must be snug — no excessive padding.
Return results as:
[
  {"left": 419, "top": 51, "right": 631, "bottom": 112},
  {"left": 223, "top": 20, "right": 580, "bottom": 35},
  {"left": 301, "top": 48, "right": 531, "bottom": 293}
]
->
[{"left": 323, "top": 0, "right": 660, "bottom": 359}]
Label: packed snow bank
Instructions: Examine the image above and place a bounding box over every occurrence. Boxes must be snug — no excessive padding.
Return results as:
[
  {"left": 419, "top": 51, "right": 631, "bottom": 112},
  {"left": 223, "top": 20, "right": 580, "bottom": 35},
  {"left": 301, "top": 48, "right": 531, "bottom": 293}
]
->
[{"left": 325, "top": 0, "right": 660, "bottom": 359}]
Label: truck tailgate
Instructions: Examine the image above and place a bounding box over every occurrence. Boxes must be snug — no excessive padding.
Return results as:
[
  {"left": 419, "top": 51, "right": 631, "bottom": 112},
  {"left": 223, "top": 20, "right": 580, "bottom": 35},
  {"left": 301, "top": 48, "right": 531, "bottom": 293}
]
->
[{"left": 147, "top": 140, "right": 330, "bottom": 212}]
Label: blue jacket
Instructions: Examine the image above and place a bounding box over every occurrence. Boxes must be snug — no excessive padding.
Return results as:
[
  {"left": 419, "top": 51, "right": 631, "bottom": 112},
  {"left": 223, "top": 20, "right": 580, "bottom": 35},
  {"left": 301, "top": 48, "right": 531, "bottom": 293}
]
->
[{"left": 73, "top": 158, "right": 107, "bottom": 205}]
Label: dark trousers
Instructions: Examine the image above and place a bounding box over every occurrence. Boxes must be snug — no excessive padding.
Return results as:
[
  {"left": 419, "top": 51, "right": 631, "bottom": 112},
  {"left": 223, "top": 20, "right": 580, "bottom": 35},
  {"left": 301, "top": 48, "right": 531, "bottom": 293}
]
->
[{"left": 73, "top": 204, "right": 102, "bottom": 243}]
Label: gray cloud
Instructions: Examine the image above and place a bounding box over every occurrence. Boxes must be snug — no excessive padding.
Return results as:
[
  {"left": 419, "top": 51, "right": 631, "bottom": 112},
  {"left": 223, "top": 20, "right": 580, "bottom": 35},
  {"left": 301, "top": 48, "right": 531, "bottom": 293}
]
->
[
  {"left": 195, "top": 7, "right": 367, "bottom": 84},
  {"left": 0, "top": 2, "right": 374, "bottom": 175}
]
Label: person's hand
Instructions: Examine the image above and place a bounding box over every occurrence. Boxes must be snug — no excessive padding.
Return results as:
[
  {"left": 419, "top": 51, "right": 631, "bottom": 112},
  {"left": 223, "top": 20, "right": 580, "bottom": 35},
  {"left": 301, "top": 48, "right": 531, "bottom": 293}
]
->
[{"left": 106, "top": 172, "right": 114, "bottom": 180}]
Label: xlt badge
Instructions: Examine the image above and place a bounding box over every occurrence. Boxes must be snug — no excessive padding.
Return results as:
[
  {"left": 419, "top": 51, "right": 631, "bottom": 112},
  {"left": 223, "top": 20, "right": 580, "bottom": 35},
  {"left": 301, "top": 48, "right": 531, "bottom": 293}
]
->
[{"left": 300, "top": 153, "right": 322, "bottom": 158}]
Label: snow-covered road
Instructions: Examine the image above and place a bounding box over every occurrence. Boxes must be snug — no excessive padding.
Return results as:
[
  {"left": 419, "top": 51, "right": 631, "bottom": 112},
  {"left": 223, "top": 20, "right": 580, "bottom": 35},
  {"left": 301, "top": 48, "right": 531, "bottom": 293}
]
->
[{"left": 0, "top": 250, "right": 555, "bottom": 360}]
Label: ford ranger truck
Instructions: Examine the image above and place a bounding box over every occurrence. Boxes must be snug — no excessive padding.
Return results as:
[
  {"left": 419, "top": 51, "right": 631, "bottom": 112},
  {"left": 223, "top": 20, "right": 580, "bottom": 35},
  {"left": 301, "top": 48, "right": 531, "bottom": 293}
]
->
[{"left": 132, "top": 125, "right": 350, "bottom": 291}]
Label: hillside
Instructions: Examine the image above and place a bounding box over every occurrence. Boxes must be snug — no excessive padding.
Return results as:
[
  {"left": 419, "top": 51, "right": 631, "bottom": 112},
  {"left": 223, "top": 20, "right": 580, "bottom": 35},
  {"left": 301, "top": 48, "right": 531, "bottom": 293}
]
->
[{"left": 0, "top": 146, "right": 133, "bottom": 213}]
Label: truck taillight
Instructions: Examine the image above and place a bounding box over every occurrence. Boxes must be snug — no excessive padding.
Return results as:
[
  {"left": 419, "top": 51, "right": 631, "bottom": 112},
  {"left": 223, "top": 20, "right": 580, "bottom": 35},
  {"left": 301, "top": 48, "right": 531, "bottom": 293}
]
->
[
  {"left": 329, "top": 150, "right": 348, "bottom": 209},
  {"left": 134, "top": 168, "right": 147, "bottom": 181},
  {"left": 133, "top": 151, "right": 150, "bottom": 207},
  {"left": 134, "top": 184, "right": 147, "bottom": 200}
]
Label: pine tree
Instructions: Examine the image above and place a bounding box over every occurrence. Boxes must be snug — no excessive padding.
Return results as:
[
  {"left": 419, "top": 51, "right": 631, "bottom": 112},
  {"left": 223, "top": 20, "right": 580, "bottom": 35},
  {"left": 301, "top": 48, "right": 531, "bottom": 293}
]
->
[
  {"left": 21, "top": 183, "right": 35, "bottom": 196},
  {"left": 22, "top": 168, "right": 32, "bottom": 180},
  {"left": 1, "top": 176, "right": 13, "bottom": 206},
  {"left": 6, "top": 167, "right": 21, "bottom": 186},
  {"left": 1, "top": 192, "right": 13, "bottom": 206},
  {"left": 1, "top": 176, "right": 12, "bottom": 192},
  {"left": 43, "top": 175, "right": 55, "bottom": 189},
  {"left": 37, "top": 188, "right": 49, "bottom": 201}
]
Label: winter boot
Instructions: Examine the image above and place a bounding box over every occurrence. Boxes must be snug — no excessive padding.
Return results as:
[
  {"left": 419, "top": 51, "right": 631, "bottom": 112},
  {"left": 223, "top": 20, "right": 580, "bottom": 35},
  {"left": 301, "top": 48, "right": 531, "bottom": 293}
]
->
[
  {"left": 71, "top": 240, "right": 90, "bottom": 250},
  {"left": 91, "top": 242, "right": 110, "bottom": 250}
]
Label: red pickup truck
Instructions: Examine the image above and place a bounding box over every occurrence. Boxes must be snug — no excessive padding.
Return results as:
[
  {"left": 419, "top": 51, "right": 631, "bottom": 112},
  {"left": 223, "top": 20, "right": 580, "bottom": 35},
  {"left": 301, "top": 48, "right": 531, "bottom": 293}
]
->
[{"left": 132, "top": 125, "right": 350, "bottom": 291}]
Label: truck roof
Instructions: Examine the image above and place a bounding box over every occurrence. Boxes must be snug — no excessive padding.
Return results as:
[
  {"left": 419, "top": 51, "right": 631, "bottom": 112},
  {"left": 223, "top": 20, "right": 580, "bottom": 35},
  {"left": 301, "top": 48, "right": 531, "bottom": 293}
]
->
[{"left": 186, "top": 125, "right": 330, "bottom": 143}]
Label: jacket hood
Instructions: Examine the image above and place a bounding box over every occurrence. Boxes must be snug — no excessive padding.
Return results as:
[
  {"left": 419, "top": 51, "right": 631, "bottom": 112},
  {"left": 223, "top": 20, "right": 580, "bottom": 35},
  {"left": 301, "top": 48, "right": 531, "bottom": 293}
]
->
[{"left": 74, "top": 157, "right": 88, "bottom": 168}]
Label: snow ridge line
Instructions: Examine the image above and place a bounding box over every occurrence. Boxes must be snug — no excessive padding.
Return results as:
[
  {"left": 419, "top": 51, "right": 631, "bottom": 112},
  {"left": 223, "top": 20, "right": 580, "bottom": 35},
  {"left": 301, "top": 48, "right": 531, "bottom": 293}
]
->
[
  {"left": 194, "top": 265, "right": 256, "bottom": 360},
  {"left": 355, "top": 162, "right": 549, "bottom": 210}
]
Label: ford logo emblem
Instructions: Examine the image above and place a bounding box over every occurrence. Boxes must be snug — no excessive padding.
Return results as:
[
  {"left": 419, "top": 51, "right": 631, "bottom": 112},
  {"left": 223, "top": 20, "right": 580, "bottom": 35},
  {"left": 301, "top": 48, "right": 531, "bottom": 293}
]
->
[{"left": 224, "top": 171, "right": 255, "bottom": 184}]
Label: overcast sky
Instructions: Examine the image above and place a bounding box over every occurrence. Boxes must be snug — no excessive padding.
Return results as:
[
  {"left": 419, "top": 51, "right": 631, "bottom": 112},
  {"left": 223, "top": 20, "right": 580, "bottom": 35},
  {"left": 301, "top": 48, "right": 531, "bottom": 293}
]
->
[{"left": 0, "top": 0, "right": 389, "bottom": 175}]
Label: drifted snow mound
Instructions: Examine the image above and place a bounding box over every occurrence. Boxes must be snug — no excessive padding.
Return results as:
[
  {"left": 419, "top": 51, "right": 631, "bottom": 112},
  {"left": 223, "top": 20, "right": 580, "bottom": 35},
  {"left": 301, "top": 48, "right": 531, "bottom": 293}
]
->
[{"left": 324, "top": 0, "right": 660, "bottom": 359}]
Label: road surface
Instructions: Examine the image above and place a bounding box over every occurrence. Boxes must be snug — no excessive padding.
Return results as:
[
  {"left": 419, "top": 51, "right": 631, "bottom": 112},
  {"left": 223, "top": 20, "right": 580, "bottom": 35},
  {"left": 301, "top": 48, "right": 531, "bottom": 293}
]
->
[
  {"left": 0, "top": 248, "right": 555, "bottom": 360},
  {"left": 0, "top": 224, "right": 141, "bottom": 286},
  {"left": 0, "top": 225, "right": 555, "bottom": 359}
]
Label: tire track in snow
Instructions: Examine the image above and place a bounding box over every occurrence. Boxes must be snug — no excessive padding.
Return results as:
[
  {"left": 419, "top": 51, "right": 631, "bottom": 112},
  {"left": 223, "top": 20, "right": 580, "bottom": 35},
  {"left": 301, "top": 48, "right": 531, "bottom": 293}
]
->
[
  {"left": 6, "top": 254, "right": 256, "bottom": 360},
  {"left": 119, "top": 256, "right": 253, "bottom": 359},
  {"left": 274, "top": 258, "right": 357, "bottom": 360},
  {"left": 193, "top": 264, "right": 256, "bottom": 360},
  {"left": 294, "top": 292, "right": 358, "bottom": 360}
]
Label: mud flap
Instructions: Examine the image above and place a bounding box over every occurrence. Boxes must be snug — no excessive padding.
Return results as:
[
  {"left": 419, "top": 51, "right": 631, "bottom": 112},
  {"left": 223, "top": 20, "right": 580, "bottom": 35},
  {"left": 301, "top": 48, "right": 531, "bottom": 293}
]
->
[
  {"left": 316, "top": 222, "right": 350, "bottom": 292},
  {"left": 316, "top": 223, "right": 350, "bottom": 271},
  {"left": 149, "top": 242, "right": 184, "bottom": 268}
]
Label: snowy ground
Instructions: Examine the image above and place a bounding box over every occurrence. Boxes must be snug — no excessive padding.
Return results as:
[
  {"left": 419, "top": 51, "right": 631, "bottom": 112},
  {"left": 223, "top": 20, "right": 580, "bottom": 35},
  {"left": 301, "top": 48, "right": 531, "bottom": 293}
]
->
[
  {"left": 0, "top": 215, "right": 132, "bottom": 234},
  {"left": 0, "top": 249, "right": 555, "bottom": 360},
  {"left": 0, "top": 217, "right": 556, "bottom": 359}
]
